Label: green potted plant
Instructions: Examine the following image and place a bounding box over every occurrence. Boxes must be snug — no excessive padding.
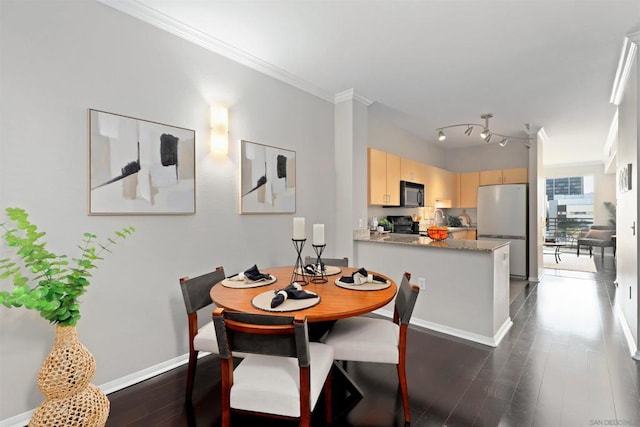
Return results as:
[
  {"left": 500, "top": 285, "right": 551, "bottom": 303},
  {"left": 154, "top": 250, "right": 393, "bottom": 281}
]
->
[
  {"left": 378, "top": 218, "right": 392, "bottom": 232},
  {"left": 0, "top": 207, "right": 134, "bottom": 427}
]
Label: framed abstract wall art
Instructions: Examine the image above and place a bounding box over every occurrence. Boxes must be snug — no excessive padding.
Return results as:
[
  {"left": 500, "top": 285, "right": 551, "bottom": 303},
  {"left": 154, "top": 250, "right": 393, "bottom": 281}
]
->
[
  {"left": 88, "top": 109, "right": 195, "bottom": 215},
  {"left": 619, "top": 163, "right": 632, "bottom": 192},
  {"left": 240, "top": 140, "right": 296, "bottom": 214}
]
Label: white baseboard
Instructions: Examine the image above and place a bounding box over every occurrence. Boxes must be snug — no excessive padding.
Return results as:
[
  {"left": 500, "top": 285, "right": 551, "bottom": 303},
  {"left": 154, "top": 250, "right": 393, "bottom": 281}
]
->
[
  {"left": 409, "top": 316, "right": 512, "bottom": 347},
  {"left": 0, "top": 353, "right": 197, "bottom": 427},
  {"left": 615, "top": 304, "right": 639, "bottom": 358},
  {"left": 374, "top": 307, "right": 512, "bottom": 348},
  {"left": 100, "top": 354, "right": 190, "bottom": 395}
]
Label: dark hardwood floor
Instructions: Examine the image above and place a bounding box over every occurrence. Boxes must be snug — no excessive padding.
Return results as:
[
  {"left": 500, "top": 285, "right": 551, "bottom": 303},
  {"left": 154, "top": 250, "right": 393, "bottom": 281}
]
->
[{"left": 107, "top": 255, "right": 640, "bottom": 426}]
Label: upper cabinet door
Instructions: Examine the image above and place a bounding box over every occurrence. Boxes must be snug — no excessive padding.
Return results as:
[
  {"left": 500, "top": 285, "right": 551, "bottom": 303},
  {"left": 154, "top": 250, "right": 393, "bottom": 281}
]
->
[
  {"left": 386, "top": 153, "right": 401, "bottom": 206},
  {"left": 502, "top": 168, "right": 528, "bottom": 184},
  {"left": 400, "top": 157, "right": 421, "bottom": 183},
  {"left": 479, "top": 169, "right": 503, "bottom": 186},
  {"left": 368, "top": 148, "right": 388, "bottom": 205},
  {"left": 458, "top": 172, "right": 480, "bottom": 208},
  {"left": 367, "top": 148, "right": 400, "bottom": 206}
]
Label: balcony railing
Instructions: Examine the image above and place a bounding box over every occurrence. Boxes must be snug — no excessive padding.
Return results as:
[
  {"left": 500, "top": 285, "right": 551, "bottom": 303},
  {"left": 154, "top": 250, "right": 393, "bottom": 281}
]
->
[{"left": 545, "top": 217, "right": 593, "bottom": 249}]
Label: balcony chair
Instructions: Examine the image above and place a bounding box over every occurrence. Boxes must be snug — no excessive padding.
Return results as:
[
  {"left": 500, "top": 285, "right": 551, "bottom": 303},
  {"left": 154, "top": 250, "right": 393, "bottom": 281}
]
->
[
  {"left": 576, "top": 225, "right": 616, "bottom": 259},
  {"left": 213, "top": 308, "right": 334, "bottom": 427},
  {"left": 324, "top": 272, "right": 419, "bottom": 424}
]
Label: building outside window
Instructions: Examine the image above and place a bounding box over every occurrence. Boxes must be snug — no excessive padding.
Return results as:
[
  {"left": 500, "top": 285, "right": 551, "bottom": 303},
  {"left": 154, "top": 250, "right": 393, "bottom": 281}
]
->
[{"left": 545, "top": 176, "right": 594, "bottom": 246}]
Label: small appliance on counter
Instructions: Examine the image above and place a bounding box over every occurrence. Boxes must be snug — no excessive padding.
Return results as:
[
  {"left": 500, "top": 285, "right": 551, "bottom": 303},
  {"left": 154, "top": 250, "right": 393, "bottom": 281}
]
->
[{"left": 386, "top": 215, "right": 417, "bottom": 234}]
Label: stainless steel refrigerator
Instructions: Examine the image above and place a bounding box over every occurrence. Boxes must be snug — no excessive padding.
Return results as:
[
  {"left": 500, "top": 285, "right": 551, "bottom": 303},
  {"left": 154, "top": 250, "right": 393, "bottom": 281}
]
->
[{"left": 477, "top": 184, "right": 528, "bottom": 278}]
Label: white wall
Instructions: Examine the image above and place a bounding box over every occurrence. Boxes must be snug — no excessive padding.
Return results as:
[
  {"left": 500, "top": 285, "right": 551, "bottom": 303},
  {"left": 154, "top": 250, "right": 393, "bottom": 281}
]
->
[
  {"left": 0, "top": 0, "right": 336, "bottom": 420},
  {"left": 616, "top": 50, "right": 639, "bottom": 356},
  {"left": 543, "top": 163, "right": 617, "bottom": 225}
]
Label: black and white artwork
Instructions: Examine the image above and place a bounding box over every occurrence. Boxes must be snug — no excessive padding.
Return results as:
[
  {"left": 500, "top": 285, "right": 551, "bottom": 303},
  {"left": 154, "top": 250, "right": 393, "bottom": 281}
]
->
[
  {"left": 619, "top": 163, "right": 632, "bottom": 193},
  {"left": 240, "top": 140, "right": 296, "bottom": 214},
  {"left": 89, "top": 109, "right": 195, "bottom": 215}
]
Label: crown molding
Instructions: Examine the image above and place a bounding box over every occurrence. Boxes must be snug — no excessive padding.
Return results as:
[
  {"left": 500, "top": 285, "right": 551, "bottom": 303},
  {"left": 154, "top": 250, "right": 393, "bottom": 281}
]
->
[
  {"left": 334, "top": 89, "right": 374, "bottom": 106},
  {"left": 96, "top": 0, "right": 334, "bottom": 103},
  {"left": 610, "top": 30, "right": 640, "bottom": 105},
  {"left": 536, "top": 127, "right": 549, "bottom": 144}
]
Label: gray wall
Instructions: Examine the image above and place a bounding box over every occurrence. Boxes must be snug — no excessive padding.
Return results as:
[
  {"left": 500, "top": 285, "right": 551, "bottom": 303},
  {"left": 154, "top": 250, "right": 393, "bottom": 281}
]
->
[{"left": 0, "top": 0, "right": 335, "bottom": 420}]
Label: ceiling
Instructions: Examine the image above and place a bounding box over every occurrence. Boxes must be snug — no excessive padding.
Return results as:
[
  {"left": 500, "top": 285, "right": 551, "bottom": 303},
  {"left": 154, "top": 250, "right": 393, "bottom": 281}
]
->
[{"left": 102, "top": 0, "right": 639, "bottom": 166}]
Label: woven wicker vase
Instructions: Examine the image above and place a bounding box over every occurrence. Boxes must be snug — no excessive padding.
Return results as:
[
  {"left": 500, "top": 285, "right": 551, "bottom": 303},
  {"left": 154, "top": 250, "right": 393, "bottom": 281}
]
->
[{"left": 29, "top": 325, "right": 110, "bottom": 427}]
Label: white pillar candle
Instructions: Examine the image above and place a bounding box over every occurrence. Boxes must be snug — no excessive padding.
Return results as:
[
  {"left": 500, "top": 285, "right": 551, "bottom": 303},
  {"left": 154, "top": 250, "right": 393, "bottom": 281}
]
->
[
  {"left": 313, "top": 224, "right": 325, "bottom": 246},
  {"left": 293, "top": 217, "right": 305, "bottom": 240}
]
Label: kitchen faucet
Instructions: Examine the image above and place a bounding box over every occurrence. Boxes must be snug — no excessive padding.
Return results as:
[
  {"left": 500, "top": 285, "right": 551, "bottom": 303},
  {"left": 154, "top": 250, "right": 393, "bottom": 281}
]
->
[{"left": 433, "top": 209, "right": 445, "bottom": 225}]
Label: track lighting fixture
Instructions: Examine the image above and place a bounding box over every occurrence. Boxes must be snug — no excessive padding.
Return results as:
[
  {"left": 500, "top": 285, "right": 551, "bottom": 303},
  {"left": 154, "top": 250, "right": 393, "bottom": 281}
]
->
[{"left": 435, "top": 113, "right": 531, "bottom": 148}]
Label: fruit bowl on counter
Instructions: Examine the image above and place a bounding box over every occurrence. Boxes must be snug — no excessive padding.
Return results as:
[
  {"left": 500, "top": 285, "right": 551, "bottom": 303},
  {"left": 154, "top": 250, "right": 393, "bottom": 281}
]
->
[{"left": 427, "top": 226, "right": 449, "bottom": 241}]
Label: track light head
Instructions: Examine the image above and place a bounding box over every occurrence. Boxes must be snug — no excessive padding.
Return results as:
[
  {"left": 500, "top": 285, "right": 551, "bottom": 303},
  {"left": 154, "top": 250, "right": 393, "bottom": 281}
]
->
[
  {"left": 499, "top": 137, "right": 508, "bottom": 147},
  {"left": 464, "top": 126, "right": 473, "bottom": 136},
  {"left": 437, "top": 130, "right": 446, "bottom": 141},
  {"left": 480, "top": 128, "right": 489, "bottom": 139}
]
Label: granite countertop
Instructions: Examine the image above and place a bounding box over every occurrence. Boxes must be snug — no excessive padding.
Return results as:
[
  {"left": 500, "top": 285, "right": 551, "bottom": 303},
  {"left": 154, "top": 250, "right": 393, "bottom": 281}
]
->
[{"left": 354, "top": 233, "right": 508, "bottom": 252}]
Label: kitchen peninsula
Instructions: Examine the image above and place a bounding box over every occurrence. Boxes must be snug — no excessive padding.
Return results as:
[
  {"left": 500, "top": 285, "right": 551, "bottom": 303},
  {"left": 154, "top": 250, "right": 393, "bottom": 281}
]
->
[{"left": 353, "top": 234, "right": 512, "bottom": 347}]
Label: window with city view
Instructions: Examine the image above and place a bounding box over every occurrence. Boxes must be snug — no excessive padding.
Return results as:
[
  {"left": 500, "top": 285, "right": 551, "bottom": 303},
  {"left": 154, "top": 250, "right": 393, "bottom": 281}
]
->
[{"left": 545, "top": 175, "right": 594, "bottom": 245}]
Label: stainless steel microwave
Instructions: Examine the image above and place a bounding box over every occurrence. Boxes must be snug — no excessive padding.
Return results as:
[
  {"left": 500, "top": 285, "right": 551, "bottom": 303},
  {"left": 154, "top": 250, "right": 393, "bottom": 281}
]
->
[{"left": 400, "top": 181, "right": 424, "bottom": 207}]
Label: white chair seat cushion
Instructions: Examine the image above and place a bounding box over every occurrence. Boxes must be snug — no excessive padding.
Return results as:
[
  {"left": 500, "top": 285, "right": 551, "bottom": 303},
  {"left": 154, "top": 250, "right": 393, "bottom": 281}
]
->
[
  {"left": 325, "top": 317, "right": 399, "bottom": 364},
  {"left": 193, "top": 321, "right": 219, "bottom": 353},
  {"left": 230, "top": 342, "right": 333, "bottom": 418}
]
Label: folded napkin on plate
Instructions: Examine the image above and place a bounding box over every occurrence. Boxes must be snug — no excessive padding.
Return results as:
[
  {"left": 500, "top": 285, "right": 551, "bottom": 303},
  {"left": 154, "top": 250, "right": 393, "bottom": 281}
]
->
[
  {"left": 228, "top": 264, "right": 271, "bottom": 282},
  {"left": 339, "top": 268, "right": 386, "bottom": 285},
  {"left": 271, "top": 283, "right": 318, "bottom": 308},
  {"left": 303, "top": 263, "right": 325, "bottom": 275}
]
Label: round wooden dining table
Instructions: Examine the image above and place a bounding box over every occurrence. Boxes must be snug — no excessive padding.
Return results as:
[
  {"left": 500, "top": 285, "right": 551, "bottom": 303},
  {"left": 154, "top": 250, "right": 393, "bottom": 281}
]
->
[{"left": 209, "top": 266, "right": 397, "bottom": 322}]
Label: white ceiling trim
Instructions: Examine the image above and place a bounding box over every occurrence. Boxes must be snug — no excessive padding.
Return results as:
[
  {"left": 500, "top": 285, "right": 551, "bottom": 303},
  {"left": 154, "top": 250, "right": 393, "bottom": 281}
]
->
[
  {"left": 610, "top": 31, "right": 640, "bottom": 106},
  {"left": 604, "top": 110, "right": 618, "bottom": 175},
  {"left": 96, "top": 0, "right": 335, "bottom": 103},
  {"left": 334, "top": 89, "right": 374, "bottom": 106}
]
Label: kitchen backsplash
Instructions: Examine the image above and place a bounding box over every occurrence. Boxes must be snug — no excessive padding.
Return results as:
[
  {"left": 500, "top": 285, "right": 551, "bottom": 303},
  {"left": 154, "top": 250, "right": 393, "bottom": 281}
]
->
[{"left": 367, "top": 206, "right": 477, "bottom": 229}]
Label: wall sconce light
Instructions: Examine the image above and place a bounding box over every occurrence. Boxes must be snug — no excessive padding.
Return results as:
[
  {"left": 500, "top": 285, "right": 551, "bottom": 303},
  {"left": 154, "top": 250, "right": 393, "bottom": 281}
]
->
[{"left": 210, "top": 103, "right": 228, "bottom": 155}]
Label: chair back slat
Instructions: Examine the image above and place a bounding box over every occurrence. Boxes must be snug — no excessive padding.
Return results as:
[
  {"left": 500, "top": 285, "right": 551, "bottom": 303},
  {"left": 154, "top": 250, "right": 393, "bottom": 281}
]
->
[
  {"left": 304, "top": 256, "right": 349, "bottom": 267},
  {"left": 213, "top": 309, "right": 310, "bottom": 366},
  {"left": 395, "top": 272, "right": 419, "bottom": 325},
  {"left": 179, "top": 267, "right": 225, "bottom": 314}
]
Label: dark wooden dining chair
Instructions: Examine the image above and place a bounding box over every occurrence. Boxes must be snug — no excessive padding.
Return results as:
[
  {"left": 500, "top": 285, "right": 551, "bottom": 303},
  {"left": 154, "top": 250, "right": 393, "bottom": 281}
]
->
[
  {"left": 213, "top": 308, "right": 334, "bottom": 427},
  {"left": 178, "top": 266, "right": 226, "bottom": 402},
  {"left": 304, "top": 256, "right": 349, "bottom": 267},
  {"left": 324, "top": 272, "right": 419, "bottom": 424}
]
